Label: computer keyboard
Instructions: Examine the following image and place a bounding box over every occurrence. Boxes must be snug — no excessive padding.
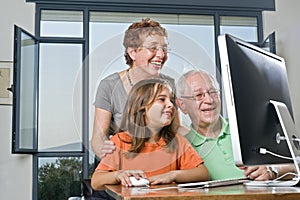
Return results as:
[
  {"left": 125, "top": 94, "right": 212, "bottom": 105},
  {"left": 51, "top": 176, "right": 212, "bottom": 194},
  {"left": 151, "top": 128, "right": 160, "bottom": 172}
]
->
[
  {"left": 177, "top": 177, "right": 250, "bottom": 189},
  {"left": 178, "top": 176, "right": 300, "bottom": 189}
]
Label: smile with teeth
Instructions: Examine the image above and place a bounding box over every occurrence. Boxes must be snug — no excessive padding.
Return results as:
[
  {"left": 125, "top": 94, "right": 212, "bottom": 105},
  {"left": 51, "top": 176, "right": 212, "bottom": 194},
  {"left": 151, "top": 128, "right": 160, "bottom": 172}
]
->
[
  {"left": 202, "top": 107, "right": 214, "bottom": 112},
  {"left": 151, "top": 60, "right": 162, "bottom": 66}
]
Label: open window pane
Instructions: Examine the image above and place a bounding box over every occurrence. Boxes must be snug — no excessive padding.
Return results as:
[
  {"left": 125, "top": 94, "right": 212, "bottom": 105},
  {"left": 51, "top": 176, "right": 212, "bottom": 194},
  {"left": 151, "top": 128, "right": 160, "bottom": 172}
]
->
[
  {"left": 12, "top": 26, "right": 38, "bottom": 153},
  {"left": 259, "top": 32, "right": 276, "bottom": 53}
]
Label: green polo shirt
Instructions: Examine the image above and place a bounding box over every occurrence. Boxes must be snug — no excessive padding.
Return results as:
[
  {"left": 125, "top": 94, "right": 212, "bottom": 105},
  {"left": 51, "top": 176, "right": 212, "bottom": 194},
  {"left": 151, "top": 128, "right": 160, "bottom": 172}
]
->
[{"left": 185, "top": 117, "right": 244, "bottom": 180}]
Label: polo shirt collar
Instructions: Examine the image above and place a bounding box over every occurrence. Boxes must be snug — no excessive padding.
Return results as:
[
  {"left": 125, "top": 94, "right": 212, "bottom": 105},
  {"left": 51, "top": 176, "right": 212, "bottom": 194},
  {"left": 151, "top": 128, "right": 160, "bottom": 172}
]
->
[{"left": 186, "top": 116, "right": 230, "bottom": 147}]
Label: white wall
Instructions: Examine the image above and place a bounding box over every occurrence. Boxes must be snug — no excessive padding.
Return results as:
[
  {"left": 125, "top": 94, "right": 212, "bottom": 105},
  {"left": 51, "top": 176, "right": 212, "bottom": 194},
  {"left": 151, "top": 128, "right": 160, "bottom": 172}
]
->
[
  {"left": 0, "top": 0, "right": 299, "bottom": 199},
  {"left": 263, "top": 0, "right": 300, "bottom": 133},
  {"left": 0, "top": 0, "right": 34, "bottom": 200}
]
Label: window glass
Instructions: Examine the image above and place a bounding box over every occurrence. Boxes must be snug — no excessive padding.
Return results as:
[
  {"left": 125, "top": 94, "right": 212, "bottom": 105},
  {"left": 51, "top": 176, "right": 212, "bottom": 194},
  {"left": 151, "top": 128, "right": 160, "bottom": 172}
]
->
[
  {"left": 16, "top": 29, "right": 38, "bottom": 151},
  {"left": 40, "top": 10, "right": 83, "bottom": 37},
  {"left": 89, "top": 12, "right": 215, "bottom": 129},
  {"left": 38, "top": 43, "right": 82, "bottom": 151},
  {"left": 220, "top": 16, "right": 258, "bottom": 42},
  {"left": 20, "top": 32, "right": 37, "bottom": 149},
  {"left": 38, "top": 157, "right": 82, "bottom": 199}
]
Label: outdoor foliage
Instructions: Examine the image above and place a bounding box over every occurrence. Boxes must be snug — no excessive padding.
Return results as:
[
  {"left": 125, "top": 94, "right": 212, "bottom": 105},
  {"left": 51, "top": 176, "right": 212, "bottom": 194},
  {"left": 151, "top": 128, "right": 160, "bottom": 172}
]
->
[{"left": 38, "top": 157, "right": 82, "bottom": 200}]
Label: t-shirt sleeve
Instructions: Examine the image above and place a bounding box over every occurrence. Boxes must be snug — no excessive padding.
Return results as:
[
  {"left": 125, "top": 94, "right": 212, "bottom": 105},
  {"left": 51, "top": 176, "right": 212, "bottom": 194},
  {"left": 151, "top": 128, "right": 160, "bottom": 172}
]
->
[
  {"left": 95, "top": 134, "right": 122, "bottom": 171},
  {"left": 177, "top": 134, "right": 204, "bottom": 170},
  {"left": 94, "top": 78, "right": 114, "bottom": 112}
]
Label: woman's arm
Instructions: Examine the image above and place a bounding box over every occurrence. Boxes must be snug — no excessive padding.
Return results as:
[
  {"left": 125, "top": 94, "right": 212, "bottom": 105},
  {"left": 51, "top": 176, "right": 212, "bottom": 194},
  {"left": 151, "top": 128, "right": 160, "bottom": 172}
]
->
[{"left": 91, "top": 107, "right": 113, "bottom": 159}]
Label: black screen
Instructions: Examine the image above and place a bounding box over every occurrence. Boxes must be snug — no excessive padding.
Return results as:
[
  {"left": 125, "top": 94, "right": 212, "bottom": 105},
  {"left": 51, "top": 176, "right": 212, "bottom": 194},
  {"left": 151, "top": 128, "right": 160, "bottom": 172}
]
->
[{"left": 220, "top": 34, "right": 293, "bottom": 165}]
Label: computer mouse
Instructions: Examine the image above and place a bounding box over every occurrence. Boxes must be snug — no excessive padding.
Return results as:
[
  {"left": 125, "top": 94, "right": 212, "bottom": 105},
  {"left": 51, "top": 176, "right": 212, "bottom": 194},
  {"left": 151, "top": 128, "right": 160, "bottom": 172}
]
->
[{"left": 129, "top": 176, "right": 150, "bottom": 187}]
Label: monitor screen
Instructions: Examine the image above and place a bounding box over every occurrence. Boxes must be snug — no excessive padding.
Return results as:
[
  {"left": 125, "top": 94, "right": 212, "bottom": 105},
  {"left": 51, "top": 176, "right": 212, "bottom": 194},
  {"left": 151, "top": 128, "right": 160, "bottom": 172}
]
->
[{"left": 218, "top": 34, "right": 295, "bottom": 166}]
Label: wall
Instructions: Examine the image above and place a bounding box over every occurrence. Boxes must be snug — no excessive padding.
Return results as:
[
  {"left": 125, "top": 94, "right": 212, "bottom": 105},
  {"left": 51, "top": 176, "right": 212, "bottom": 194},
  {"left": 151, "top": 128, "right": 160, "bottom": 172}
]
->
[
  {"left": 0, "top": 0, "right": 299, "bottom": 199},
  {"left": 0, "top": 0, "right": 34, "bottom": 199},
  {"left": 263, "top": 0, "right": 300, "bottom": 133}
]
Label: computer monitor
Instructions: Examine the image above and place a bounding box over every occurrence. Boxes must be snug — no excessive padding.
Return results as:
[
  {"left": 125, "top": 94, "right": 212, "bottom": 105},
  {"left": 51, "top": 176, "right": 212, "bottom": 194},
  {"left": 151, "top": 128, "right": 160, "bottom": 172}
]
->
[{"left": 218, "top": 34, "right": 300, "bottom": 168}]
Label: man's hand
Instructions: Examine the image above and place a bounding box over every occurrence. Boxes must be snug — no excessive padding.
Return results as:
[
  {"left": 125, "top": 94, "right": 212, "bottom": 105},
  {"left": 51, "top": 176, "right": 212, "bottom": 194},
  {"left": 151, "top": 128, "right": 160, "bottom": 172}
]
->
[{"left": 240, "top": 166, "right": 272, "bottom": 180}]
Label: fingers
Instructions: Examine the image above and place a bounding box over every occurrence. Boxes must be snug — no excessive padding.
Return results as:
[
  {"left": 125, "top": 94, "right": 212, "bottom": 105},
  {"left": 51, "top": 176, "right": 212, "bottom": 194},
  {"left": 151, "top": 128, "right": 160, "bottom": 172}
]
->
[
  {"left": 241, "top": 166, "right": 257, "bottom": 178},
  {"left": 244, "top": 166, "right": 271, "bottom": 180},
  {"left": 103, "top": 140, "right": 115, "bottom": 149},
  {"left": 148, "top": 173, "right": 172, "bottom": 185},
  {"left": 99, "top": 140, "right": 115, "bottom": 159},
  {"left": 116, "top": 170, "right": 146, "bottom": 187}
]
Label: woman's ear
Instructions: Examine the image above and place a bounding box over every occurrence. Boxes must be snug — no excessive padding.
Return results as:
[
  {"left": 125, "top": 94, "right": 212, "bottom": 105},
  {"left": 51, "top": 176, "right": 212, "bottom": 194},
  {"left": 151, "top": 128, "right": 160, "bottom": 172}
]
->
[{"left": 127, "top": 47, "right": 137, "bottom": 61}]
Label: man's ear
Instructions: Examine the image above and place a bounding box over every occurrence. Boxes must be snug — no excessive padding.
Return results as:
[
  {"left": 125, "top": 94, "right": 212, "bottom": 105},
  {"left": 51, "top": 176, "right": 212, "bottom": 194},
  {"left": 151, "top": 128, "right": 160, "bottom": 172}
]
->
[
  {"left": 176, "top": 98, "right": 188, "bottom": 114},
  {"left": 127, "top": 47, "right": 137, "bottom": 61}
]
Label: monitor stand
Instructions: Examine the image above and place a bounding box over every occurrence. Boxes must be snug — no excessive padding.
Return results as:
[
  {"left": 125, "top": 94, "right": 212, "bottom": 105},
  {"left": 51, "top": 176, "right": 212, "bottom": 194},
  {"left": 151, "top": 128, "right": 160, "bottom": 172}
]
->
[{"left": 245, "top": 100, "right": 300, "bottom": 187}]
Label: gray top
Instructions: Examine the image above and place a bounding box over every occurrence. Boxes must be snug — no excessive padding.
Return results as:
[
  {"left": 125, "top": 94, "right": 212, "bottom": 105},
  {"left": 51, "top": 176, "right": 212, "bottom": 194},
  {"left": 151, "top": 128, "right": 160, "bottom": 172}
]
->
[{"left": 94, "top": 72, "right": 174, "bottom": 135}]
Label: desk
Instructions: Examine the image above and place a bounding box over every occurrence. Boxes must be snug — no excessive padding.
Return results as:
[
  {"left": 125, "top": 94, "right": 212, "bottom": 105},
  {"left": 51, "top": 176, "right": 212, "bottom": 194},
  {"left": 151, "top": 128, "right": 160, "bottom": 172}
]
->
[{"left": 105, "top": 183, "right": 300, "bottom": 200}]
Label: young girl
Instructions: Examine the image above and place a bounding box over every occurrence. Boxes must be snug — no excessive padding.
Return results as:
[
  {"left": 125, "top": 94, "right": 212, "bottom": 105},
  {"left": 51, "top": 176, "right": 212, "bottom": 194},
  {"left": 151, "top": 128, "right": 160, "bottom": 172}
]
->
[{"left": 91, "top": 79, "right": 209, "bottom": 189}]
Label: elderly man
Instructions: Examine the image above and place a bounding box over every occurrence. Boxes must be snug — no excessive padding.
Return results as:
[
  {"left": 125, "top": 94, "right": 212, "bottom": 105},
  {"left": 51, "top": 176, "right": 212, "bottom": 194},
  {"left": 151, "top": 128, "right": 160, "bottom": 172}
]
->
[{"left": 175, "top": 69, "right": 294, "bottom": 180}]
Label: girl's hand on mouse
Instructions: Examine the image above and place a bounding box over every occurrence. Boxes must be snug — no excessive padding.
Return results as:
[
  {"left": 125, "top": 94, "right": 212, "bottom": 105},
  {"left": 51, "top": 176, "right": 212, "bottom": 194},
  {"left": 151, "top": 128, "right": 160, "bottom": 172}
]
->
[{"left": 115, "top": 170, "right": 146, "bottom": 186}]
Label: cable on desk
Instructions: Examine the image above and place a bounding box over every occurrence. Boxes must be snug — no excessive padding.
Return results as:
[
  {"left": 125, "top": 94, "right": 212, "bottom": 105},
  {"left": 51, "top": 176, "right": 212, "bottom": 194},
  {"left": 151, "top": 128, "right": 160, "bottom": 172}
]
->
[{"left": 272, "top": 172, "right": 299, "bottom": 182}]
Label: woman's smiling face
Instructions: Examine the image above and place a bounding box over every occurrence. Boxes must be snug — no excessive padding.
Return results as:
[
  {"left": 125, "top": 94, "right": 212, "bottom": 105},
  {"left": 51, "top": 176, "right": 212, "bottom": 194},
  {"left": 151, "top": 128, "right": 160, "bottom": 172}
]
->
[{"left": 133, "top": 34, "right": 168, "bottom": 76}]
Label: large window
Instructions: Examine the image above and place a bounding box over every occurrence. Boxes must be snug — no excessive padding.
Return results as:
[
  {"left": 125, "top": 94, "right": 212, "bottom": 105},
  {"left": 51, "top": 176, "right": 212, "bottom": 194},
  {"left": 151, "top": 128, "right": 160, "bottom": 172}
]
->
[
  {"left": 12, "top": 1, "right": 275, "bottom": 199},
  {"left": 89, "top": 12, "right": 216, "bottom": 132}
]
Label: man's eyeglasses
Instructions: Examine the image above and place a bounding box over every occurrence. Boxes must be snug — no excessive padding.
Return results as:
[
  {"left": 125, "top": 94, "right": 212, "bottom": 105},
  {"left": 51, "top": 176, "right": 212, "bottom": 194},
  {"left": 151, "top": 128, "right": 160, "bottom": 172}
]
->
[
  {"left": 180, "top": 89, "right": 219, "bottom": 101},
  {"left": 141, "top": 45, "right": 170, "bottom": 53}
]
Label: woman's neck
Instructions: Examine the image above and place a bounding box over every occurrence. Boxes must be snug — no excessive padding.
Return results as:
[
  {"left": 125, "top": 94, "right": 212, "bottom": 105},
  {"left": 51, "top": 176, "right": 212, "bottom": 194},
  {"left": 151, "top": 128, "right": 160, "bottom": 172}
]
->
[{"left": 128, "top": 67, "right": 160, "bottom": 85}]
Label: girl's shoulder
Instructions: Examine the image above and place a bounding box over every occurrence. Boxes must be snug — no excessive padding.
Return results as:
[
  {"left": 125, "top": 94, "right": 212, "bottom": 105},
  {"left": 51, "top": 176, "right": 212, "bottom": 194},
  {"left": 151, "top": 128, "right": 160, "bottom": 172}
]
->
[
  {"left": 174, "top": 132, "right": 192, "bottom": 145},
  {"left": 111, "top": 132, "right": 132, "bottom": 144}
]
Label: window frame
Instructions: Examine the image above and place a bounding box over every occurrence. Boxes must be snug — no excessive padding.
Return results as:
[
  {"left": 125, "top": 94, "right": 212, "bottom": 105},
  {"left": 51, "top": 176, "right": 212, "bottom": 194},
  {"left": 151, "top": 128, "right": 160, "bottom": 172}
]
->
[{"left": 12, "top": 25, "right": 39, "bottom": 154}]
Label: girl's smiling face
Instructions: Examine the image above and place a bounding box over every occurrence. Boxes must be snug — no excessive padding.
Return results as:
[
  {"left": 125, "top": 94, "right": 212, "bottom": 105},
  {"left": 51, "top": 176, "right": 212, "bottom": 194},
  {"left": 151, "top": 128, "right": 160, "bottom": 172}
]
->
[{"left": 146, "top": 87, "right": 175, "bottom": 131}]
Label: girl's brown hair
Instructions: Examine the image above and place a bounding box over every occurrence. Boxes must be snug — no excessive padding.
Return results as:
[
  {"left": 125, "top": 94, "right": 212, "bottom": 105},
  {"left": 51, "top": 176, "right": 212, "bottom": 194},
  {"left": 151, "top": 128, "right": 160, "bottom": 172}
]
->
[{"left": 118, "top": 79, "right": 179, "bottom": 158}]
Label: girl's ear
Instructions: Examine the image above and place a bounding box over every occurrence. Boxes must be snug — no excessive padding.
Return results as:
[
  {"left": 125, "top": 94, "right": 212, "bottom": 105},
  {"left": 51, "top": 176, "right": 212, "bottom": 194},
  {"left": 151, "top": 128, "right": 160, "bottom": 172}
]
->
[{"left": 127, "top": 47, "right": 137, "bottom": 61}]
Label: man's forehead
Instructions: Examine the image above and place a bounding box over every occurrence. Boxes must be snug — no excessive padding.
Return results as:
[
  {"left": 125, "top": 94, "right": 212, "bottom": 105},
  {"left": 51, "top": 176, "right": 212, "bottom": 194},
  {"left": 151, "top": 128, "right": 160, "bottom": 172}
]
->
[{"left": 187, "top": 74, "right": 213, "bottom": 89}]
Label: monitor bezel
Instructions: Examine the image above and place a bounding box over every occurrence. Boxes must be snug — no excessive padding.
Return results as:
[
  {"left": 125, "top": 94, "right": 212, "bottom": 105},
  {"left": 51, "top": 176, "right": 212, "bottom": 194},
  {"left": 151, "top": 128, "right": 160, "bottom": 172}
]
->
[{"left": 218, "top": 33, "right": 293, "bottom": 167}]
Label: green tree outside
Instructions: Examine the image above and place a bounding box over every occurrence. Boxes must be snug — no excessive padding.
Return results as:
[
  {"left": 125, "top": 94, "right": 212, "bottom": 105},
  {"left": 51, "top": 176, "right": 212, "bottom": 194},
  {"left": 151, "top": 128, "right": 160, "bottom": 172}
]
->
[{"left": 38, "top": 157, "right": 82, "bottom": 200}]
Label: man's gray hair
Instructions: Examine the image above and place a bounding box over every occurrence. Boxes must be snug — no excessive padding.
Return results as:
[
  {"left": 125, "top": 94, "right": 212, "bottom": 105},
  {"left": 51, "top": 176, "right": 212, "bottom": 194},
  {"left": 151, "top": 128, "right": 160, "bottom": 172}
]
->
[{"left": 176, "top": 69, "right": 220, "bottom": 97}]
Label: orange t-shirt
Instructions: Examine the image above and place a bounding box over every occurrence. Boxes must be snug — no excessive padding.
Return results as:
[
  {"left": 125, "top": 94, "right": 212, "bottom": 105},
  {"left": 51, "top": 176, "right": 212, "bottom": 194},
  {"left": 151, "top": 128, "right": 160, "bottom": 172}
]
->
[{"left": 96, "top": 132, "right": 204, "bottom": 178}]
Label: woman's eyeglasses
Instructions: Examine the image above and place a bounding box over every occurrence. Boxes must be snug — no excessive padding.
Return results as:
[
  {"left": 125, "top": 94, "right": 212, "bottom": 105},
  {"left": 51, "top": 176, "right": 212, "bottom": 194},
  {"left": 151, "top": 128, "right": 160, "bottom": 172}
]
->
[{"left": 141, "top": 45, "right": 170, "bottom": 53}]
